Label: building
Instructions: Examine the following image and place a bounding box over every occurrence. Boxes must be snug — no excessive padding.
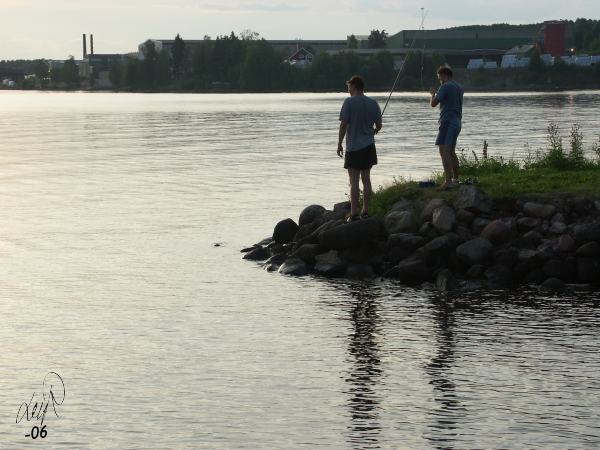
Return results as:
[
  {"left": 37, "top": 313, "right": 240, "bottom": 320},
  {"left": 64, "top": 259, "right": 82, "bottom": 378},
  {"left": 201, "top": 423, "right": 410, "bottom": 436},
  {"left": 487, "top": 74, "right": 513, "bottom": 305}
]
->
[{"left": 286, "top": 47, "right": 314, "bottom": 68}]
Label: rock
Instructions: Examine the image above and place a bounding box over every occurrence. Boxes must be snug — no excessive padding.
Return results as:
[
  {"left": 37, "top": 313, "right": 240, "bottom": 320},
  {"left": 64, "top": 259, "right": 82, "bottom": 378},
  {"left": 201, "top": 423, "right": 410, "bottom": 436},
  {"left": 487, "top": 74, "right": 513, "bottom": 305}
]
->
[
  {"left": 420, "top": 198, "right": 448, "bottom": 221},
  {"left": 294, "top": 224, "right": 313, "bottom": 241},
  {"left": 485, "top": 266, "right": 514, "bottom": 288},
  {"left": 550, "top": 213, "right": 567, "bottom": 224},
  {"left": 311, "top": 219, "right": 338, "bottom": 237},
  {"left": 481, "top": 220, "right": 511, "bottom": 246},
  {"left": 467, "top": 264, "right": 486, "bottom": 278},
  {"left": 456, "top": 208, "right": 476, "bottom": 225},
  {"left": 273, "top": 218, "right": 300, "bottom": 244},
  {"left": 419, "top": 222, "right": 435, "bottom": 236},
  {"left": 387, "top": 233, "right": 427, "bottom": 252},
  {"left": 436, "top": 269, "right": 461, "bottom": 292},
  {"left": 242, "top": 246, "right": 271, "bottom": 261},
  {"left": 314, "top": 251, "right": 348, "bottom": 276},
  {"left": 523, "top": 269, "right": 546, "bottom": 285},
  {"left": 452, "top": 185, "right": 493, "bottom": 214},
  {"left": 397, "top": 255, "right": 430, "bottom": 285},
  {"left": 334, "top": 201, "right": 351, "bottom": 212},
  {"left": 575, "top": 241, "right": 600, "bottom": 258},
  {"left": 309, "top": 218, "right": 325, "bottom": 231},
  {"left": 345, "top": 264, "right": 375, "bottom": 279},
  {"left": 492, "top": 248, "right": 520, "bottom": 269},
  {"left": 292, "top": 233, "right": 320, "bottom": 252},
  {"left": 262, "top": 253, "right": 288, "bottom": 271},
  {"left": 291, "top": 244, "right": 325, "bottom": 264},
  {"left": 341, "top": 247, "right": 384, "bottom": 266},
  {"left": 385, "top": 211, "right": 418, "bottom": 234},
  {"left": 538, "top": 277, "right": 567, "bottom": 293},
  {"left": 318, "top": 217, "right": 380, "bottom": 250},
  {"left": 523, "top": 202, "right": 557, "bottom": 220},
  {"left": 512, "top": 261, "right": 531, "bottom": 280},
  {"left": 542, "top": 260, "right": 576, "bottom": 282},
  {"left": 509, "top": 237, "right": 536, "bottom": 250},
  {"left": 523, "top": 231, "right": 543, "bottom": 246},
  {"left": 575, "top": 223, "right": 600, "bottom": 244},
  {"left": 299, "top": 205, "right": 326, "bottom": 227},
  {"left": 516, "top": 217, "right": 541, "bottom": 232},
  {"left": 455, "top": 226, "right": 472, "bottom": 241},
  {"left": 278, "top": 258, "right": 308, "bottom": 276},
  {"left": 595, "top": 200, "right": 600, "bottom": 212},
  {"left": 558, "top": 235, "right": 577, "bottom": 253},
  {"left": 566, "top": 284, "right": 591, "bottom": 292},
  {"left": 456, "top": 237, "right": 493, "bottom": 266},
  {"left": 549, "top": 222, "right": 568, "bottom": 235},
  {"left": 432, "top": 207, "right": 456, "bottom": 234},
  {"left": 471, "top": 218, "right": 492, "bottom": 235},
  {"left": 391, "top": 200, "right": 415, "bottom": 213},
  {"left": 387, "top": 247, "right": 412, "bottom": 265},
  {"left": 241, "top": 244, "right": 262, "bottom": 253},
  {"left": 416, "top": 233, "right": 460, "bottom": 262},
  {"left": 499, "top": 217, "right": 518, "bottom": 238},
  {"left": 577, "top": 258, "right": 600, "bottom": 282}
]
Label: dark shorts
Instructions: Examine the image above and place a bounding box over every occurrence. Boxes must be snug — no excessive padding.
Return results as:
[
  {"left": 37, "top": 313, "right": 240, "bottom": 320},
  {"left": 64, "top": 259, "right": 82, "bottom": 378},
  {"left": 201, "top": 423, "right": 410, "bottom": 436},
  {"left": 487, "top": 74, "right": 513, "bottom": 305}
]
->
[
  {"left": 344, "top": 143, "right": 378, "bottom": 170},
  {"left": 435, "top": 121, "right": 461, "bottom": 147}
]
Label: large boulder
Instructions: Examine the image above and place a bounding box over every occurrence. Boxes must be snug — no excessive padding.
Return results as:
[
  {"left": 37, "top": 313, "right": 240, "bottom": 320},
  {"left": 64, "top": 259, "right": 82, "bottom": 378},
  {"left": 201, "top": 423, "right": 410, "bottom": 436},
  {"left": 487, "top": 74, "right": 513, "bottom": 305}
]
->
[
  {"left": 318, "top": 217, "right": 380, "bottom": 250},
  {"left": 523, "top": 202, "right": 556, "bottom": 220},
  {"left": 575, "top": 241, "right": 600, "bottom": 258},
  {"left": 543, "top": 260, "right": 576, "bottom": 282},
  {"left": 516, "top": 217, "right": 541, "bottom": 232},
  {"left": 577, "top": 258, "right": 600, "bottom": 282},
  {"left": 311, "top": 219, "right": 339, "bottom": 237},
  {"left": 397, "top": 255, "right": 430, "bottom": 285},
  {"left": 314, "top": 250, "right": 348, "bottom": 276},
  {"left": 485, "top": 265, "right": 514, "bottom": 288},
  {"left": 262, "top": 253, "right": 288, "bottom": 271},
  {"left": 391, "top": 200, "right": 415, "bottom": 213},
  {"left": 242, "top": 246, "right": 271, "bottom": 261},
  {"left": 278, "top": 258, "right": 308, "bottom": 276},
  {"left": 436, "top": 269, "right": 461, "bottom": 292},
  {"left": 291, "top": 244, "right": 325, "bottom": 264},
  {"left": 420, "top": 198, "right": 448, "bottom": 221},
  {"left": 385, "top": 211, "right": 418, "bottom": 234},
  {"left": 387, "top": 233, "right": 427, "bottom": 252},
  {"left": 415, "top": 233, "right": 460, "bottom": 262},
  {"left": 341, "top": 247, "right": 384, "bottom": 267},
  {"left": 575, "top": 223, "right": 600, "bottom": 244},
  {"left": 549, "top": 222, "right": 568, "bottom": 236},
  {"left": 333, "top": 201, "right": 351, "bottom": 212},
  {"left": 471, "top": 218, "right": 492, "bottom": 235},
  {"left": 432, "top": 207, "right": 456, "bottom": 234},
  {"left": 456, "top": 237, "right": 493, "bottom": 266},
  {"left": 273, "top": 218, "right": 300, "bottom": 244},
  {"left": 481, "top": 220, "right": 511, "bottom": 246},
  {"left": 299, "top": 205, "right": 326, "bottom": 227},
  {"left": 456, "top": 208, "right": 476, "bottom": 225},
  {"left": 538, "top": 277, "right": 567, "bottom": 294},
  {"left": 557, "top": 235, "right": 577, "bottom": 253},
  {"left": 452, "top": 185, "right": 493, "bottom": 214},
  {"left": 492, "top": 248, "right": 520, "bottom": 269}
]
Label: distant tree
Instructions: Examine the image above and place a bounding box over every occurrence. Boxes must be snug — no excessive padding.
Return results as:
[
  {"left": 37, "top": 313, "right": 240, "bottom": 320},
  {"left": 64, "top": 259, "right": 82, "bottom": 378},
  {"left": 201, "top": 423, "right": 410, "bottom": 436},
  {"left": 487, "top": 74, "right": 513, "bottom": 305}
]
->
[
  {"left": 192, "top": 40, "right": 214, "bottom": 88},
  {"left": 212, "top": 32, "right": 245, "bottom": 86},
  {"left": 239, "top": 40, "right": 283, "bottom": 91},
  {"left": 303, "top": 43, "right": 316, "bottom": 56},
  {"left": 125, "top": 58, "right": 141, "bottom": 86},
  {"left": 360, "top": 50, "right": 395, "bottom": 88},
  {"left": 348, "top": 34, "right": 358, "bottom": 49},
  {"left": 141, "top": 40, "right": 158, "bottom": 88},
  {"left": 528, "top": 49, "right": 545, "bottom": 73},
  {"left": 62, "top": 56, "right": 80, "bottom": 88},
  {"left": 368, "top": 30, "right": 388, "bottom": 49},
  {"left": 50, "top": 67, "right": 62, "bottom": 85},
  {"left": 156, "top": 50, "right": 172, "bottom": 86},
  {"left": 34, "top": 58, "right": 50, "bottom": 87},
  {"left": 170, "top": 33, "right": 186, "bottom": 81},
  {"left": 240, "top": 29, "right": 260, "bottom": 40},
  {"left": 109, "top": 60, "right": 124, "bottom": 87}
]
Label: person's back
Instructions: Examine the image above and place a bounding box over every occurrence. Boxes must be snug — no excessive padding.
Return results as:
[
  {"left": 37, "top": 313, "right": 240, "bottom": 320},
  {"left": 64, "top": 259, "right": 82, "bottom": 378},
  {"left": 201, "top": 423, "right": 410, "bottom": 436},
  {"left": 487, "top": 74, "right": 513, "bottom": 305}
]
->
[
  {"left": 436, "top": 80, "right": 464, "bottom": 123},
  {"left": 340, "top": 94, "right": 381, "bottom": 152}
]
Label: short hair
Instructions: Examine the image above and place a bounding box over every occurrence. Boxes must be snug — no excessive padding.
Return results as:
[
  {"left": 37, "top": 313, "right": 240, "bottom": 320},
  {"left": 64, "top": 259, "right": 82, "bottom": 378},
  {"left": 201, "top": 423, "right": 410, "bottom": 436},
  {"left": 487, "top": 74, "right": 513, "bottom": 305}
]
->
[
  {"left": 437, "top": 66, "right": 453, "bottom": 78},
  {"left": 346, "top": 75, "right": 365, "bottom": 91}
]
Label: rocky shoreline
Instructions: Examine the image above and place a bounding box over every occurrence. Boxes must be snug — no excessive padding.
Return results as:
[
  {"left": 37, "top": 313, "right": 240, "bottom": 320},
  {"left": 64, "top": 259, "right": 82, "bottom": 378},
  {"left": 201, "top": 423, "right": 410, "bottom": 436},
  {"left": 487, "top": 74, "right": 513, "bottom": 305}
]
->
[{"left": 242, "top": 185, "right": 600, "bottom": 294}]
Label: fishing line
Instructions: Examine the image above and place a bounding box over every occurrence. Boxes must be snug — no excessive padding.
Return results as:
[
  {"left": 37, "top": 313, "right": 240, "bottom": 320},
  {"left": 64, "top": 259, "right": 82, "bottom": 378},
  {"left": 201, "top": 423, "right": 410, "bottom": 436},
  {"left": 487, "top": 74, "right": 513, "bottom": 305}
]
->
[{"left": 381, "top": 9, "right": 429, "bottom": 117}]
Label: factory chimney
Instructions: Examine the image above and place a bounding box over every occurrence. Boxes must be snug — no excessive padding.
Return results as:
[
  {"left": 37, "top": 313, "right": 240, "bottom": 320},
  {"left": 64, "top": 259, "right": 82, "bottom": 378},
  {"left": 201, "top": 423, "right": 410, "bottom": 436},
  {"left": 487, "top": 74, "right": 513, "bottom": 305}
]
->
[
  {"left": 90, "top": 34, "right": 94, "bottom": 55},
  {"left": 83, "top": 34, "right": 87, "bottom": 58}
]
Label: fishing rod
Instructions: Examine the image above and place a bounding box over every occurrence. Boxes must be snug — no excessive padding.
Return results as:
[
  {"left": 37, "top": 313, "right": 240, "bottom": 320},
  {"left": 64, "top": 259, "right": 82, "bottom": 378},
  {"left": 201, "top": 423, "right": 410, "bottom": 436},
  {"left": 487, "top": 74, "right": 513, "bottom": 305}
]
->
[{"left": 381, "top": 9, "right": 429, "bottom": 117}]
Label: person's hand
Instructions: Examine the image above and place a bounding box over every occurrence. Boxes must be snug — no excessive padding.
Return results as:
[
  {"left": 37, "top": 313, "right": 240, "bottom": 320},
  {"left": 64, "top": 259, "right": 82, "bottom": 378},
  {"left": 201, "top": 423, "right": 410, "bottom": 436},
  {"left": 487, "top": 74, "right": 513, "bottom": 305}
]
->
[
  {"left": 430, "top": 87, "right": 437, "bottom": 96},
  {"left": 337, "top": 143, "right": 344, "bottom": 157},
  {"left": 373, "top": 128, "right": 379, "bottom": 135}
]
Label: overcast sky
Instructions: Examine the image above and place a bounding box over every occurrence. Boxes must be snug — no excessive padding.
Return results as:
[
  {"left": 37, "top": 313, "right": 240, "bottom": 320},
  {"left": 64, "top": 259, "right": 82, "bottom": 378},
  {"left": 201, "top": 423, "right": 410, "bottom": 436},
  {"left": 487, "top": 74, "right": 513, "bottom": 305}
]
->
[{"left": 1, "top": 0, "right": 599, "bottom": 60}]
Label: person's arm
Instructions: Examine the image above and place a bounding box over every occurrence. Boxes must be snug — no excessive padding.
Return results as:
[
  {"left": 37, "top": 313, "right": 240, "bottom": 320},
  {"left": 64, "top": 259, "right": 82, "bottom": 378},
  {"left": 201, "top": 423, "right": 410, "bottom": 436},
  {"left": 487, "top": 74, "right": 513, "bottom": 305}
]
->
[
  {"left": 430, "top": 88, "right": 440, "bottom": 107},
  {"left": 374, "top": 121, "right": 382, "bottom": 134},
  {"left": 337, "top": 120, "right": 348, "bottom": 157}
]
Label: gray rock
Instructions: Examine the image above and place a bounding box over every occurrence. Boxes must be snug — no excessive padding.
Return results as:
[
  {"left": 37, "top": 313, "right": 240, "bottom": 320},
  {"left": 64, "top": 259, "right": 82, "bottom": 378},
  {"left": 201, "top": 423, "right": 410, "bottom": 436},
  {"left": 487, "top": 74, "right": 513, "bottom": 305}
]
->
[
  {"left": 318, "top": 217, "right": 380, "bottom": 250},
  {"left": 385, "top": 211, "right": 418, "bottom": 234},
  {"left": 455, "top": 226, "right": 472, "bottom": 242},
  {"left": 436, "top": 269, "right": 461, "bottom": 292},
  {"left": 492, "top": 248, "right": 520, "bottom": 269},
  {"left": 290, "top": 244, "right": 325, "bottom": 264},
  {"left": 538, "top": 277, "right": 567, "bottom": 293},
  {"left": 516, "top": 217, "right": 541, "bottom": 232},
  {"left": 481, "top": 220, "right": 511, "bottom": 246},
  {"left": 467, "top": 264, "right": 486, "bottom": 278},
  {"left": 322, "top": 210, "right": 335, "bottom": 222},
  {"left": 577, "top": 258, "right": 600, "bottom": 282},
  {"left": 543, "top": 260, "right": 576, "bottom": 282},
  {"left": 456, "top": 237, "right": 493, "bottom": 265},
  {"left": 341, "top": 247, "right": 384, "bottom": 266},
  {"left": 523, "top": 268, "right": 546, "bottom": 285},
  {"left": 299, "top": 205, "right": 326, "bottom": 227},
  {"left": 391, "top": 200, "right": 415, "bottom": 213},
  {"left": 262, "top": 253, "right": 288, "bottom": 271},
  {"left": 397, "top": 255, "right": 430, "bottom": 285},
  {"left": 471, "top": 218, "right": 492, "bottom": 235},
  {"left": 523, "top": 231, "right": 543, "bottom": 246},
  {"left": 242, "top": 246, "right": 271, "bottom": 261},
  {"left": 416, "top": 233, "right": 460, "bottom": 262},
  {"left": 575, "top": 241, "right": 600, "bottom": 258},
  {"left": 432, "top": 206, "right": 456, "bottom": 234},
  {"left": 311, "top": 219, "right": 338, "bottom": 237},
  {"left": 278, "top": 258, "right": 308, "bottom": 276},
  {"left": 595, "top": 200, "right": 600, "bottom": 212},
  {"left": 294, "top": 224, "right": 313, "bottom": 241},
  {"left": 575, "top": 223, "right": 600, "bottom": 244},
  {"left": 549, "top": 222, "right": 568, "bottom": 235},
  {"left": 557, "top": 235, "right": 576, "bottom": 253},
  {"left": 485, "top": 265, "right": 514, "bottom": 288},
  {"left": 550, "top": 213, "right": 567, "bottom": 224},
  {"left": 456, "top": 208, "right": 476, "bottom": 225},
  {"left": 419, "top": 222, "right": 435, "bottom": 236},
  {"left": 566, "top": 284, "right": 591, "bottom": 292},
  {"left": 273, "top": 218, "right": 300, "bottom": 244},
  {"left": 509, "top": 237, "right": 536, "bottom": 250},
  {"left": 452, "top": 185, "right": 493, "bottom": 214},
  {"left": 387, "top": 233, "right": 427, "bottom": 252},
  {"left": 314, "top": 250, "right": 348, "bottom": 276},
  {"left": 499, "top": 217, "right": 518, "bottom": 238},
  {"left": 523, "top": 202, "right": 557, "bottom": 220},
  {"left": 345, "top": 264, "right": 375, "bottom": 279},
  {"left": 421, "top": 198, "right": 448, "bottom": 221}
]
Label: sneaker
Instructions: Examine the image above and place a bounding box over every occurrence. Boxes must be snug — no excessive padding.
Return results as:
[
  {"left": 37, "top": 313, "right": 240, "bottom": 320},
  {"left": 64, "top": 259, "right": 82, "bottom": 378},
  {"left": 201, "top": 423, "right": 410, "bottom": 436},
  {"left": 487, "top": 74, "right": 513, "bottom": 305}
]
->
[{"left": 346, "top": 214, "right": 361, "bottom": 223}]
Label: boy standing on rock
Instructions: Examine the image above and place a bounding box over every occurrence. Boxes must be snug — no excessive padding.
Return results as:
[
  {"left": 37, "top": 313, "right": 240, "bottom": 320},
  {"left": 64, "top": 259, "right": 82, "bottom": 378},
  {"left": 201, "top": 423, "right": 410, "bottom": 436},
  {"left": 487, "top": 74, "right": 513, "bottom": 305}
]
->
[
  {"left": 430, "top": 66, "right": 464, "bottom": 191},
  {"left": 337, "top": 76, "right": 383, "bottom": 222}
]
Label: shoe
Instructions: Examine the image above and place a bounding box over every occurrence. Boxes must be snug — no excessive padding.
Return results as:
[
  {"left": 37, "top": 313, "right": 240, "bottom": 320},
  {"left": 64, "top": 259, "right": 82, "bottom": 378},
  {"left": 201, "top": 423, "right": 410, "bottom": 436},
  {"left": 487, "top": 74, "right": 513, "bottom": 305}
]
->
[
  {"left": 436, "top": 185, "right": 454, "bottom": 191},
  {"left": 346, "top": 214, "right": 361, "bottom": 223},
  {"left": 452, "top": 179, "right": 462, "bottom": 185},
  {"left": 360, "top": 212, "right": 371, "bottom": 219}
]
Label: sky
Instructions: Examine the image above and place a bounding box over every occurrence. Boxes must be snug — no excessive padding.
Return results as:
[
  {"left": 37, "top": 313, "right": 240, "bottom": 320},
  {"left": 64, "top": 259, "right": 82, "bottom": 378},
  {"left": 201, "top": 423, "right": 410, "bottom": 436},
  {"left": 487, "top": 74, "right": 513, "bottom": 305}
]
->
[{"left": 1, "top": 0, "right": 599, "bottom": 61}]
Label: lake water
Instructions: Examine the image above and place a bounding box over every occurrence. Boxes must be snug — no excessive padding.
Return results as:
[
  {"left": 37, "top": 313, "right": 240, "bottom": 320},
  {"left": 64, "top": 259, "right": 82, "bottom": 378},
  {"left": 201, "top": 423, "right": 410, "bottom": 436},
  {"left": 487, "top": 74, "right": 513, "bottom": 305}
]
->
[{"left": 1, "top": 90, "right": 600, "bottom": 449}]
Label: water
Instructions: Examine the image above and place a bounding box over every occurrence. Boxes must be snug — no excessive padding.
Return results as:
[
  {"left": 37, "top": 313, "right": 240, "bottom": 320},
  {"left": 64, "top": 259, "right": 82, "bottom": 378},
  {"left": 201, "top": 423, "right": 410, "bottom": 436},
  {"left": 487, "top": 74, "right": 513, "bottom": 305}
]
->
[{"left": 1, "top": 90, "right": 600, "bottom": 449}]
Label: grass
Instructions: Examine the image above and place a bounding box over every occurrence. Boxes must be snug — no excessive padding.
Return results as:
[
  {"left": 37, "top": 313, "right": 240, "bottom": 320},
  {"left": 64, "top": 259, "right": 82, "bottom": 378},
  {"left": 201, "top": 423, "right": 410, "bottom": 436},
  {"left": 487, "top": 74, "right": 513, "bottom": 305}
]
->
[{"left": 368, "top": 122, "right": 600, "bottom": 219}]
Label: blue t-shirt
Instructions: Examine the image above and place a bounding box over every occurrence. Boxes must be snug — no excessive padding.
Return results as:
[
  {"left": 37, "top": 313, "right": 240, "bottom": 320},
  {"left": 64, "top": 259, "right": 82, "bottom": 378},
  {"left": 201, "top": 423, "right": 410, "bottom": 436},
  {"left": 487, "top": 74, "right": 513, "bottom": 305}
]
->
[
  {"left": 339, "top": 94, "right": 382, "bottom": 152},
  {"left": 434, "top": 80, "right": 464, "bottom": 124}
]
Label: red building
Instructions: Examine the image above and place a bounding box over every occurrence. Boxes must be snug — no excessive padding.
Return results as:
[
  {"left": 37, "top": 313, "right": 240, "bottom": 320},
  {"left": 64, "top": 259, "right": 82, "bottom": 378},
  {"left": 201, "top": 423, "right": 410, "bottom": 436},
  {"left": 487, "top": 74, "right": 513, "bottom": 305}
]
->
[{"left": 543, "top": 21, "right": 567, "bottom": 56}]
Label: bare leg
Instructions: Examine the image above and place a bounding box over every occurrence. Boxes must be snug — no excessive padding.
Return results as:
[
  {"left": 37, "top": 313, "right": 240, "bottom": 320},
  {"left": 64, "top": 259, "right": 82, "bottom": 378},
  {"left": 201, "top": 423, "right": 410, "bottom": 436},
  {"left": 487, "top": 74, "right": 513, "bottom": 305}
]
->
[
  {"left": 438, "top": 145, "right": 454, "bottom": 187},
  {"left": 449, "top": 146, "right": 459, "bottom": 179},
  {"left": 360, "top": 169, "right": 372, "bottom": 215},
  {"left": 347, "top": 168, "right": 361, "bottom": 216}
]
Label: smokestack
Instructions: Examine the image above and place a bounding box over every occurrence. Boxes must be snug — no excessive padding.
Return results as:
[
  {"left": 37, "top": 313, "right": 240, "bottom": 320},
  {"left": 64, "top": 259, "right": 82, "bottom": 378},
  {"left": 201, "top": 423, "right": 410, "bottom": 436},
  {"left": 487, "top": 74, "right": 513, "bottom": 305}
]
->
[
  {"left": 83, "top": 34, "right": 87, "bottom": 58},
  {"left": 90, "top": 34, "right": 94, "bottom": 55}
]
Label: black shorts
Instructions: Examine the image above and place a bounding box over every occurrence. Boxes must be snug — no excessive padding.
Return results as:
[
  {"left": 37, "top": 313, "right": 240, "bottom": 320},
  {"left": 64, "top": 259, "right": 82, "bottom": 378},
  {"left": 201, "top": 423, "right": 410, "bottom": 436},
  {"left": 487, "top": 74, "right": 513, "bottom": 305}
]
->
[{"left": 344, "top": 143, "right": 378, "bottom": 170}]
